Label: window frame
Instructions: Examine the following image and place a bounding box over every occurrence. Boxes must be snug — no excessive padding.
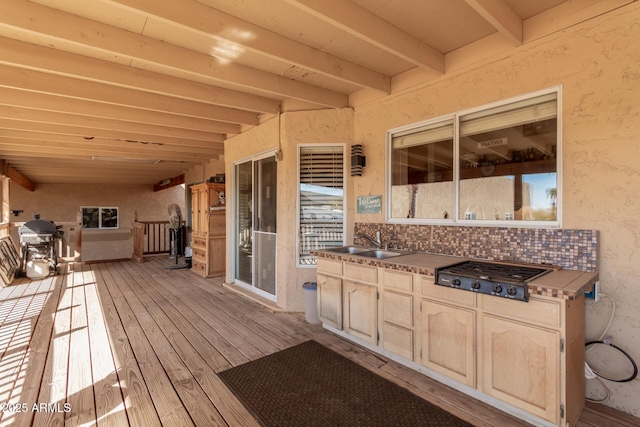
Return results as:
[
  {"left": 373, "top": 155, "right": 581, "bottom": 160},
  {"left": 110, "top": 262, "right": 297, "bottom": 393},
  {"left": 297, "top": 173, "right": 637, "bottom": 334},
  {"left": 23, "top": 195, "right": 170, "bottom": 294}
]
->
[
  {"left": 386, "top": 86, "right": 562, "bottom": 228},
  {"left": 81, "top": 206, "right": 119, "bottom": 229},
  {"left": 297, "top": 143, "right": 347, "bottom": 267}
]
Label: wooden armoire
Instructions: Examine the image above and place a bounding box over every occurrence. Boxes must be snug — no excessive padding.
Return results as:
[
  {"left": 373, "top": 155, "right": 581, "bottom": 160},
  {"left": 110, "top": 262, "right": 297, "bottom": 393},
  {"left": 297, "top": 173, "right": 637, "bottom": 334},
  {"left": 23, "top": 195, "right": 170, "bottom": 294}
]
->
[{"left": 190, "top": 182, "right": 226, "bottom": 277}]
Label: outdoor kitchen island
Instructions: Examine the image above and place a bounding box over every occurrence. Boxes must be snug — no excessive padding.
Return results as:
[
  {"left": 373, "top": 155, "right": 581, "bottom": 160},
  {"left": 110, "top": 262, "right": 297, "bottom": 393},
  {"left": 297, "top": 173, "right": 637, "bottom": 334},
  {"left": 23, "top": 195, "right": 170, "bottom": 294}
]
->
[{"left": 313, "top": 248, "right": 598, "bottom": 427}]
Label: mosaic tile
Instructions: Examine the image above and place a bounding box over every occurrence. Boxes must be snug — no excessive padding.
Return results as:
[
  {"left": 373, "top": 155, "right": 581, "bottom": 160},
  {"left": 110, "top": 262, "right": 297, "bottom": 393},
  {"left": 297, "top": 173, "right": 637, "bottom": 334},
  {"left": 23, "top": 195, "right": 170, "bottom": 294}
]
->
[{"left": 354, "top": 223, "right": 598, "bottom": 272}]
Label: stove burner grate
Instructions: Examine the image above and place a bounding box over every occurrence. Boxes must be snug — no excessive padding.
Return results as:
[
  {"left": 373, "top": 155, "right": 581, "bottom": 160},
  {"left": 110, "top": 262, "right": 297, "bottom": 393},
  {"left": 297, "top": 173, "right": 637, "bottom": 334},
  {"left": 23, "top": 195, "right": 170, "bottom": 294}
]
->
[{"left": 434, "top": 260, "right": 552, "bottom": 302}]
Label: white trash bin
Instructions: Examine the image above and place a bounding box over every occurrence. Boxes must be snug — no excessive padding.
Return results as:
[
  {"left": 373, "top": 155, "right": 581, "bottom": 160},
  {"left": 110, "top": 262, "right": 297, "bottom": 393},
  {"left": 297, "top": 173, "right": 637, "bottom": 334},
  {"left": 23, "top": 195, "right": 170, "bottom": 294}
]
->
[{"left": 302, "top": 282, "right": 321, "bottom": 324}]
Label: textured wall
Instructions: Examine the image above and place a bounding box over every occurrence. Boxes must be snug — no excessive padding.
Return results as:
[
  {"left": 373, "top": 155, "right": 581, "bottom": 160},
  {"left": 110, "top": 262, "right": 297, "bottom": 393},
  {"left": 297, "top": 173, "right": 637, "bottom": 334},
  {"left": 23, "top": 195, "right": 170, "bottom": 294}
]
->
[
  {"left": 352, "top": 4, "right": 640, "bottom": 416},
  {"left": 224, "top": 110, "right": 354, "bottom": 311},
  {"left": 9, "top": 183, "right": 185, "bottom": 261}
]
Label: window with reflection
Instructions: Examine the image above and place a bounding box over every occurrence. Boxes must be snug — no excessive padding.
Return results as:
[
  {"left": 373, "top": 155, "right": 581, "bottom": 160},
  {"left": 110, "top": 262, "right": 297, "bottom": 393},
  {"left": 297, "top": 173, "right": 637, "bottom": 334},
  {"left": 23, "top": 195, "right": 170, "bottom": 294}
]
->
[
  {"left": 387, "top": 88, "right": 560, "bottom": 226},
  {"left": 390, "top": 119, "right": 454, "bottom": 220}
]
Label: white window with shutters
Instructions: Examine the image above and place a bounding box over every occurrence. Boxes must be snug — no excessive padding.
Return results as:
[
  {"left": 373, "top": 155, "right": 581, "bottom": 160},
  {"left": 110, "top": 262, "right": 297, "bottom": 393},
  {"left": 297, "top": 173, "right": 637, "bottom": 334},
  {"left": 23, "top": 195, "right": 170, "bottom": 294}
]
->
[{"left": 297, "top": 144, "right": 346, "bottom": 267}]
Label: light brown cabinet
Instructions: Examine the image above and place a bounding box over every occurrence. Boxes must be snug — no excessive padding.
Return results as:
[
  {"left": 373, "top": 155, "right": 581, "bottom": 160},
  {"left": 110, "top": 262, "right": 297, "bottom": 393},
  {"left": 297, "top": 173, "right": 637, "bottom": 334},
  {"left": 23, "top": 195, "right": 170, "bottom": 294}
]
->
[
  {"left": 420, "top": 299, "right": 476, "bottom": 387},
  {"left": 480, "top": 314, "right": 559, "bottom": 423},
  {"left": 317, "top": 272, "right": 342, "bottom": 329},
  {"left": 380, "top": 270, "right": 414, "bottom": 360},
  {"left": 315, "top": 257, "right": 584, "bottom": 427},
  {"left": 343, "top": 280, "right": 378, "bottom": 344},
  {"left": 190, "top": 183, "right": 226, "bottom": 277}
]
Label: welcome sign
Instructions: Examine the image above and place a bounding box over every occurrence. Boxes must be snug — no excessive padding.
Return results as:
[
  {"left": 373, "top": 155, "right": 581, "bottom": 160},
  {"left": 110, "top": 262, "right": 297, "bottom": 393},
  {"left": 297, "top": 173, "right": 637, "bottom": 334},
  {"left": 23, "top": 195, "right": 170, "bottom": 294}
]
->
[{"left": 357, "top": 195, "right": 382, "bottom": 214}]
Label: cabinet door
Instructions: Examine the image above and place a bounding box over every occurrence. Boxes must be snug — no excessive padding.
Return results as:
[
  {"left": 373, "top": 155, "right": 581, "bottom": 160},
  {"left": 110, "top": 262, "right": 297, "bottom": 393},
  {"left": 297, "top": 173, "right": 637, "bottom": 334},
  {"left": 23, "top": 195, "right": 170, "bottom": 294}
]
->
[
  {"left": 199, "top": 188, "right": 208, "bottom": 235},
  {"left": 207, "top": 236, "right": 226, "bottom": 277},
  {"left": 481, "top": 314, "right": 559, "bottom": 424},
  {"left": 317, "top": 273, "right": 342, "bottom": 329},
  {"left": 191, "top": 187, "right": 201, "bottom": 235},
  {"left": 343, "top": 280, "right": 377, "bottom": 344},
  {"left": 420, "top": 299, "right": 476, "bottom": 387}
]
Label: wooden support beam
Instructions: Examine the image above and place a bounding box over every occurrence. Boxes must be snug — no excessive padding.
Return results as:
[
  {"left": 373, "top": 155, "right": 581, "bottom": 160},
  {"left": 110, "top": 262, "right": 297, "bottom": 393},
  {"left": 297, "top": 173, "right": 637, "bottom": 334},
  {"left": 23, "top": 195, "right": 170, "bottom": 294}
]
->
[
  {"left": 111, "top": 0, "right": 391, "bottom": 93},
  {"left": 154, "top": 174, "right": 186, "bottom": 192},
  {"left": 284, "top": 0, "right": 444, "bottom": 73},
  {"left": 0, "top": 159, "right": 35, "bottom": 191},
  {"left": 0, "top": 0, "right": 348, "bottom": 108},
  {"left": 0, "top": 37, "right": 281, "bottom": 114},
  {"left": 464, "top": 0, "right": 522, "bottom": 46}
]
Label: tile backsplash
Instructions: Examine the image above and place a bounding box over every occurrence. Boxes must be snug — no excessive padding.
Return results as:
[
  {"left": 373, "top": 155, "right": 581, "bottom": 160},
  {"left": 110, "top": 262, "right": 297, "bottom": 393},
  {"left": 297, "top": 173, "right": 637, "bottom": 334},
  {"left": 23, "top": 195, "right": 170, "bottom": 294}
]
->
[{"left": 354, "top": 223, "right": 598, "bottom": 271}]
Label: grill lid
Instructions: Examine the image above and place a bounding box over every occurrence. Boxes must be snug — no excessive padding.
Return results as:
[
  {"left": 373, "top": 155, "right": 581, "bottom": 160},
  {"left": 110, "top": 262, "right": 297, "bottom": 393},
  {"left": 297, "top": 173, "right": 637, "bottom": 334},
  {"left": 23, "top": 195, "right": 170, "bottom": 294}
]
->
[{"left": 19, "top": 218, "right": 57, "bottom": 235}]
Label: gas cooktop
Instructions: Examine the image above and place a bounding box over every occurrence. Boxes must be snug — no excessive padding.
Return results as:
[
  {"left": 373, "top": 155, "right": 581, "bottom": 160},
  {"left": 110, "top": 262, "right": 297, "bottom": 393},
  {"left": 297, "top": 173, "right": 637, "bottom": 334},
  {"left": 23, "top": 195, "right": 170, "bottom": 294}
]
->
[{"left": 435, "top": 260, "right": 552, "bottom": 302}]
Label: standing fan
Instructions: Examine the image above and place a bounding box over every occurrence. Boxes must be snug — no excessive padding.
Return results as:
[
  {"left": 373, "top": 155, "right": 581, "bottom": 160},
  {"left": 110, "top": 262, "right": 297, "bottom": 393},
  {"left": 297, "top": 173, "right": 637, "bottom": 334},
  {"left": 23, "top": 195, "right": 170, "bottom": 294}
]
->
[{"left": 165, "top": 204, "right": 188, "bottom": 270}]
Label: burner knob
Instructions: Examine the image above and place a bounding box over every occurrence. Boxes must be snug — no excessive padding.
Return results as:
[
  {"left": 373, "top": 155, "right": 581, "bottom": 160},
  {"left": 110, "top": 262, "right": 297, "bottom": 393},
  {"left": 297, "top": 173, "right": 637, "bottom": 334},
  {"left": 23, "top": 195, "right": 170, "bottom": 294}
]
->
[
  {"left": 507, "top": 286, "right": 517, "bottom": 296},
  {"left": 452, "top": 278, "right": 461, "bottom": 287},
  {"left": 471, "top": 281, "right": 481, "bottom": 290},
  {"left": 492, "top": 284, "right": 503, "bottom": 293}
]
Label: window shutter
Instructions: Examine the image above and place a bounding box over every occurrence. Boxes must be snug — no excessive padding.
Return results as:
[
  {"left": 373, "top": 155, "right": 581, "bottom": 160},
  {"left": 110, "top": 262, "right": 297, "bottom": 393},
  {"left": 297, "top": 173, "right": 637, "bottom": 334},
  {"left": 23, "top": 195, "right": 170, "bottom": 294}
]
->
[{"left": 299, "top": 146, "right": 345, "bottom": 265}]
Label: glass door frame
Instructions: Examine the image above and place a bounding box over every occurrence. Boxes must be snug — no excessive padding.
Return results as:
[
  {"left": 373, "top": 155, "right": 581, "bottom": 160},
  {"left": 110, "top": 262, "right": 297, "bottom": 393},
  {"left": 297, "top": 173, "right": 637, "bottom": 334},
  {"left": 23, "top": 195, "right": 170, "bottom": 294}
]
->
[{"left": 230, "top": 149, "right": 278, "bottom": 301}]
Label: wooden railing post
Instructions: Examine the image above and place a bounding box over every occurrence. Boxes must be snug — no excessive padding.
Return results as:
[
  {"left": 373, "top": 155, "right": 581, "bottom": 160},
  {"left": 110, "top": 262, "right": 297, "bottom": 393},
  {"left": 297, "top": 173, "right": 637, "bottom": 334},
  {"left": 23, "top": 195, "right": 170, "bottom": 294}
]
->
[{"left": 132, "top": 221, "right": 145, "bottom": 263}]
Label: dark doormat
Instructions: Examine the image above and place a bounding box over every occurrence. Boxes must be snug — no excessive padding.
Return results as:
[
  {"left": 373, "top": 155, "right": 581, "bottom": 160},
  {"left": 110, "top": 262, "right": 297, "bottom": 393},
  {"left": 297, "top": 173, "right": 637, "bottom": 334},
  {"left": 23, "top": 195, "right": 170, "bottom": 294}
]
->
[{"left": 218, "top": 340, "right": 473, "bottom": 426}]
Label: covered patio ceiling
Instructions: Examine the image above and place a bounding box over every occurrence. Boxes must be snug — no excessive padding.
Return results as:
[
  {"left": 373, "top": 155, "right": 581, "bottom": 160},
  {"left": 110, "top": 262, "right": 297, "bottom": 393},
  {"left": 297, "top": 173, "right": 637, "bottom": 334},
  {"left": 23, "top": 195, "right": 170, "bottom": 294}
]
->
[{"left": 0, "top": 0, "right": 629, "bottom": 187}]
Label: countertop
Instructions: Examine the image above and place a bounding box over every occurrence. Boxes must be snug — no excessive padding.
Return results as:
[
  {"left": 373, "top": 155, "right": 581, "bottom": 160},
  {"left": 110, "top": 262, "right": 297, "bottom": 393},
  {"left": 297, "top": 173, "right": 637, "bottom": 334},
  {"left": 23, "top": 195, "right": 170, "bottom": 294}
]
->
[{"left": 313, "top": 249, "right": 598, "bottom": 301}]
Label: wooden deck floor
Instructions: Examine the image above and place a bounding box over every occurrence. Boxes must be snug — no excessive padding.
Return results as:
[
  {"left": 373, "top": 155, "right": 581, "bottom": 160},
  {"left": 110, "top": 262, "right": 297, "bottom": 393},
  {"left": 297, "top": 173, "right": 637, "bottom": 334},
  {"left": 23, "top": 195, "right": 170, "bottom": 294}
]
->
[{"left": 0, "top": 256, "right": 637, "bottom": 427}]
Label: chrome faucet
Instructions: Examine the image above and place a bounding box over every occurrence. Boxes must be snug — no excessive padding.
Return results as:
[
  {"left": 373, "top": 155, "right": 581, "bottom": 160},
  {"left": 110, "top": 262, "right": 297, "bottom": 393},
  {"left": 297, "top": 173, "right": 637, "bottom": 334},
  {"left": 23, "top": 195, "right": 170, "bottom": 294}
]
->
[{"left": 354, "top": 230, "right": 382, "bottom": 248}]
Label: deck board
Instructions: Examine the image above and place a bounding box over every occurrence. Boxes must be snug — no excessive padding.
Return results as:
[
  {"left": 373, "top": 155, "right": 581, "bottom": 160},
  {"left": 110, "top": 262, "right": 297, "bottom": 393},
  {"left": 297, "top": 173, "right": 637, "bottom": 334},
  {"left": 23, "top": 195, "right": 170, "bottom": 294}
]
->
[{"left": 0, "top": 256, "right": 638, "bottom": 427}]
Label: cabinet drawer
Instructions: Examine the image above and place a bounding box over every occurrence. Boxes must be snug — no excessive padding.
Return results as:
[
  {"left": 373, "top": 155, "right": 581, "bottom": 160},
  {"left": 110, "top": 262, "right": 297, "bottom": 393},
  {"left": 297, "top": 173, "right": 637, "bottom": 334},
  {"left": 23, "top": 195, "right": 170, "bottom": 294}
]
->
[
  {"left": 383, "top": 290, "right": 413, "bottom": 328},
  {"left": 420, "top": 276, "right": 475, "bottom": 307},
  {"left": 317, "top": 258, "right": 342, "bottom": 276},
  {"left": 192, "top": 248, "right": 206, "bottom": 262},
  {"left": 382, "top": 323, "right": 413, "bottom": 361},
  {"left": 192, "top": 236, "right": 207, "bottom": 248},
  {"left": 344, "top": 263, "right": 378, "bottom": 284},
  {"left": 191, "top": 260, "right": 206, "bottom": 276},
  {"left": 382, "top": 269, "right": 413, "bottom": 293},
  {"left": 480, "top": 295, "right": 561, "bottom": 328}
]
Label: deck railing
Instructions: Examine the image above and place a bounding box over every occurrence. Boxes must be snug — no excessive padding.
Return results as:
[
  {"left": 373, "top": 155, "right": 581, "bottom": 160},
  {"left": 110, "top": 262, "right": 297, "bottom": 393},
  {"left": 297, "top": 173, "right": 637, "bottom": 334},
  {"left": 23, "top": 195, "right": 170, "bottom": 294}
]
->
[{"left": 133, "top": 221, "right": 185, "bottom": 262}]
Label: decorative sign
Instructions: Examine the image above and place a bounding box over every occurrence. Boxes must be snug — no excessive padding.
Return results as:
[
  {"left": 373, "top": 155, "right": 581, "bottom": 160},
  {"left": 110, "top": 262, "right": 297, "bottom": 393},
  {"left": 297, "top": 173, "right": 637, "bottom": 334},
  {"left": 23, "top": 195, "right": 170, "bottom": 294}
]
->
[
  {"left": 357, "top": 195, "right": 382, "bottom": 214},
  {"left": 478, "top": 138, "right": 507, "bottom": 149}
]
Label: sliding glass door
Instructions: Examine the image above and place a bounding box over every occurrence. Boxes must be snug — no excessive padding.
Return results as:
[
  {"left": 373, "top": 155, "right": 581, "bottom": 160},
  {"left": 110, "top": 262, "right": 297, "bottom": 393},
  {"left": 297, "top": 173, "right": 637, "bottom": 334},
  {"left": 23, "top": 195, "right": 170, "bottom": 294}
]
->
[{"left": 234, "top": 154, "right": 277, "bottom": 299}]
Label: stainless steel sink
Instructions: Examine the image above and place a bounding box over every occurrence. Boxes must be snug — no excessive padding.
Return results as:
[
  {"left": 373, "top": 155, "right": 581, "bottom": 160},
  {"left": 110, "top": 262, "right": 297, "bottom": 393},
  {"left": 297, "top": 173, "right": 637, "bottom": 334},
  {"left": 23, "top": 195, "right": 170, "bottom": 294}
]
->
[
  {"left": 357, "top": 249, "right": 404, "bottom": 259},
  {"left": 325, "top": 246, "right": 368, "bottom": 254}
]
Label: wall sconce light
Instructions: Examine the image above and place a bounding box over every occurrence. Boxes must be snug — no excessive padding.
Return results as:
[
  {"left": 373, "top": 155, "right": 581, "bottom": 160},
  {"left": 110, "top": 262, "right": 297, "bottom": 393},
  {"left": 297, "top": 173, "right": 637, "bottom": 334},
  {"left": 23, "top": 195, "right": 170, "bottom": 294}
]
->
[{"left": 351, "top": 144, "right": 366, "bottom": 176}]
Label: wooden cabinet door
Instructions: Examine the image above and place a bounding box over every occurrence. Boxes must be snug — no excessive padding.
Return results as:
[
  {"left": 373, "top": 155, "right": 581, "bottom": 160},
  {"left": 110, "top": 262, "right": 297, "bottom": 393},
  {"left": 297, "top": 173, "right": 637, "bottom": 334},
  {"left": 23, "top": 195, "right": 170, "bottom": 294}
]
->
[
  {"left": 420, "top": 299, "right": 476, "bottom": 387},
  {"left": 207, "top": 236, "right": 226, "bottom": 276},
  {"left": 343, "top": 280, "right": 377, "bottom": 344},
  {"left": 191, "top": 187, "right": 201, "bottom": 235},
  {"left": 481, "top": 314, "right": 559, "bottom": 424},
  {"left": 317, "top": 273, "right": 342, "bottom": 329},
  {"left": 198, "top": 187, "right": 208, "bottom": 235}
]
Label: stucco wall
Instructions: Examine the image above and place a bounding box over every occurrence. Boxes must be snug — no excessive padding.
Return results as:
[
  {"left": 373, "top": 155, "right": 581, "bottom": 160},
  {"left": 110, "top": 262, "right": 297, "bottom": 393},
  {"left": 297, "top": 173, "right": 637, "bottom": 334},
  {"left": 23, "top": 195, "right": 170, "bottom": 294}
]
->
[
  {"left": 352, "top": 4, "right": 640, "bottom": 416},
  {"left": 10, "top": 183, "right": 185, "bottom": 261},
  {"left": 225, "top": 110, "right": 353, "bottom": 311}
]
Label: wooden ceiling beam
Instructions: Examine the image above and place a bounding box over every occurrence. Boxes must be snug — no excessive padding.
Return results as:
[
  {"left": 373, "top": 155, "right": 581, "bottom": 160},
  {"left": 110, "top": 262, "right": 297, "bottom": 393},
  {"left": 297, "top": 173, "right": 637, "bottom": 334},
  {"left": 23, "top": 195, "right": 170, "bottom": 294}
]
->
[
  {"left": 0, "top": 0, "right": 348, "bottom": 108},
  {"left": 0, "top": 159, "right": 34, "bottom": 191},
  {"left": 284, "top": 0, "right": 444, "bottom": 74},
  {"left": 3, "top": 156, "right": 194, "bottom": 171},
  {"left": 0, "top": 118, "right": 225, "bottom": 147},
  {"left": 0, "top": 63, "right": 259, "bottom": 126},
  {"left": 0, "top": 37, "right": 280, "bottom": 114},
  {"left": 5, "top": 156, "right": 194, "bottom": 176},
  {"left": 0, "top": 86, "right": 242, "bottom": 134},
  {"left": 0, "top": 105, "right": 226, "bottom": 141},
  {"left": 464, "top": 0, "right": 522, "bottom": 46},
  {"left": 0, "top": 141, "right": 214, "bottom": 163},
  {"left": 111, "top": 0, "right": 390, "bottom": 93},
  {"left": 153, "top": 174, "right": 185, "bottom": 192},
  {"left": 0, "top": 130, "right": 223, "bottom": 156}
]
